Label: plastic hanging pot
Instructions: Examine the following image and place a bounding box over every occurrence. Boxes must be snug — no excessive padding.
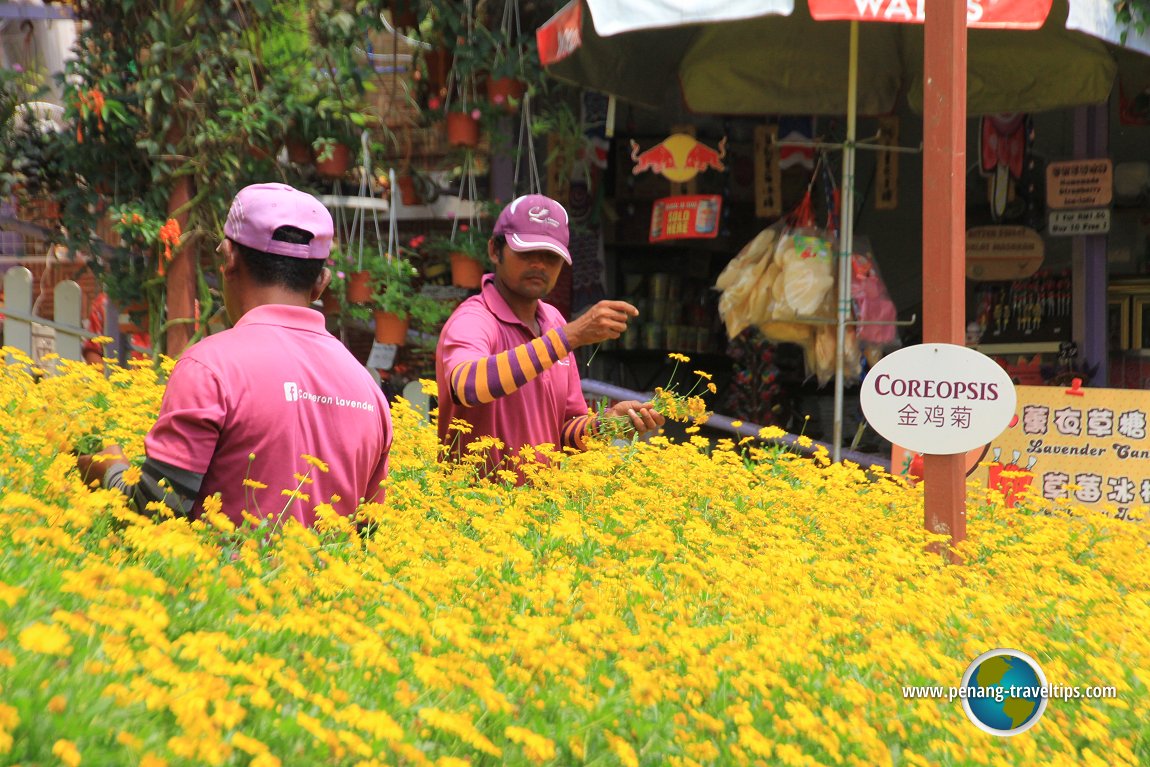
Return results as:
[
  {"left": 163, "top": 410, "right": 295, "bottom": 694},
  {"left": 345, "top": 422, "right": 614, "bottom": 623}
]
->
[
  {"left": 346, "top": 271, "right": 372, "bottom": 304},
  {"left": 445, "top": 112, "right": 480, "bottom": 148},
  {"left": 450, "top": 252, "right": 484, "bottom": 289},
  {"left": 485, "top": 77, "right": 526, "bottom": 114},
  {"left": 373, "top": 310, "right": 409, "bottom": 345},
  {"left": 315, "top": 143, "right": 352, "bottom": 178}
]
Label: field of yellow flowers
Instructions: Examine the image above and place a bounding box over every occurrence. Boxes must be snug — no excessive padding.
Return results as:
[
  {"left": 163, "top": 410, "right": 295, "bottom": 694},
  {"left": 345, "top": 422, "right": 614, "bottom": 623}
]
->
[{"left": 0, "top": 352, "right": 1147, "bottom": 767}]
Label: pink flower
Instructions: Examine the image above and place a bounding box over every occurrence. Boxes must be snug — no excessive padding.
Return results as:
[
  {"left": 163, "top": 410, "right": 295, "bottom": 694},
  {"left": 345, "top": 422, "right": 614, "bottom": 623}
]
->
[
  {"left": 409, "top": 235, "right": 426, "bottom": 249},
  {"left": 428, "top": 96, "right": 442, "bottom": 110},
  {"left": 470, "top": 108, "right": 482, "bottom": 120},
  {"left": 492, "top": 95, "right": 506, "bottom": 105},
  {"left": 336, "top": 271, "right": 346, "bottom": 279},
  {"left": 459, "top": 224, "right": 469, "bottom": 233}
]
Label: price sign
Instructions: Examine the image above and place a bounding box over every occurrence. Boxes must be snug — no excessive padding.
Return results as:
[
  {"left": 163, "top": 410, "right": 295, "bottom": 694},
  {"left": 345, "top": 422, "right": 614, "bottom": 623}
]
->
[
  {"left": 1048, "top": 208, "right": 1111, "bottom": 236},
  {"left": 366, "top": 342, "right": 398, "bottom": 371}
]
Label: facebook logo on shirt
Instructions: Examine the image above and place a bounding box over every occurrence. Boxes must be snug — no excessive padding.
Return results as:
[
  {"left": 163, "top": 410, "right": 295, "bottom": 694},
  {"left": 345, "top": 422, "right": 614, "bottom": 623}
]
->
[{"left": 284, "top": 382, "right": 299, "bottom": 402}]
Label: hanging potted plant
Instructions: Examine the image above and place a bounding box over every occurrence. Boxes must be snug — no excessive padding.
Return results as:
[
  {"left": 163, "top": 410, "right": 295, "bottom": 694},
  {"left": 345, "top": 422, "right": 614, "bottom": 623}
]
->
[
  {"left": 330, "top": 244, "right": 373, "bottom": 304},
  {"left": 482, "top": 27, "right": 540, "bottom": 114},
  {"left": 424, "top": 227, "right": 490, "bottom": 289},
  {"left": 344, "top": 251, "right": 450, "bottom": 345},
  {"left": 444, "top": 105, "right": 482, "bottom": 148}
]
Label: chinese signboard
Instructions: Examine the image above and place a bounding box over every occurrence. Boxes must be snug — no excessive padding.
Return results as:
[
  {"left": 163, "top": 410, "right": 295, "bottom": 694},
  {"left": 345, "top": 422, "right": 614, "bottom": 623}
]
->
[
  {"left": 978, "top": 385, "right": 1150, "bottom": 520},
  {"left": 649, "top": 195, "right": 722, "bottom": 242},
  {"left": 1048, "top": 208, "right": 1111, "bottom": 236},
  {"left": 1045, "top": 159, "right": 1113, "bottom": 209},
  {"left": 860, "top": 344, "right": 1017, "bottom": 454}
]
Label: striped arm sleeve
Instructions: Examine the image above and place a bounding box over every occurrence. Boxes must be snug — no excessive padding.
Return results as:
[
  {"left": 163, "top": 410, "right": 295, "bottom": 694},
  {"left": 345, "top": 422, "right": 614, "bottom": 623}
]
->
[
  {"left": 561, "top": 414, "right": 593, "bottom": 451},
  {"left": 450, "top": 328, "right": 572, "bottom": 406}
]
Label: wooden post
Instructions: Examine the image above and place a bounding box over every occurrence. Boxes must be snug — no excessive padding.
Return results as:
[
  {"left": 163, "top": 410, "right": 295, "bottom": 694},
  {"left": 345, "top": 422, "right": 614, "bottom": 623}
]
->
[
  {"left": 922, "top": 1, "right": 968, "bottom": 550},
  {"left": 165, "top": 175, "right": 195, "bottom": 357}
]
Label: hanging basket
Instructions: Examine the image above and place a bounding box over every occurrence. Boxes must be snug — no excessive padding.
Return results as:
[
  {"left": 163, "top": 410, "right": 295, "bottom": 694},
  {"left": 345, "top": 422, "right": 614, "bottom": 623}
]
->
[
  {"left": 450, "top": 252, "right": 485, "bottom": 289},
  {"left": 315, "top": 143, "right": 352, "bottom": 178},
  {"left": 373, "top": 310, "right": 409, "bottom": 345},
  {"left": 446, "top": 112, "right": 480, "bottom": 148},
  {"left": 396, "top": 173, "right": 420, "bottom": 206},
  {"left": 387, "top": 0, "right": 419, "bottom": 27},
  {"left": 425, "top": 48, "right": 453, "bottom": 95},
  {"left": 320, "top": 286, "right": 341, "bottom": 315},
  {"left": 486, "top": 77, "right": 526, "bottom": 114},
  {"left": 346, "top": 270, "right": 373, "bottom": 304},
  {"left": 285, "top": 136, "right": 314, "bottom": 165}
]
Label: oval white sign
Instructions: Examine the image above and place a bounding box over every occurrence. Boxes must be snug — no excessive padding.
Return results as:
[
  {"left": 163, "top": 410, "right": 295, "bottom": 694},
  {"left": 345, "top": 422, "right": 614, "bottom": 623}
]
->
[{"left": 860, "top": 343, "right": 1017, "bottom": 455}]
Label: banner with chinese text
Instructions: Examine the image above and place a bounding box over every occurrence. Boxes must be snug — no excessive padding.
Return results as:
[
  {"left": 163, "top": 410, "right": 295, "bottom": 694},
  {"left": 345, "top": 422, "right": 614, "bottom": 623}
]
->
[{"left": 977, "top": 385, "right": 1149, "bottom": 520}]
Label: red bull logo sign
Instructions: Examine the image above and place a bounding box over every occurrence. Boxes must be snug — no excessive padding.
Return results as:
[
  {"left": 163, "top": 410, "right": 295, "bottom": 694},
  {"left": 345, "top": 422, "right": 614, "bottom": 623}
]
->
[{"left": 631, "top": 134, "right": 727, "bottom": 183}]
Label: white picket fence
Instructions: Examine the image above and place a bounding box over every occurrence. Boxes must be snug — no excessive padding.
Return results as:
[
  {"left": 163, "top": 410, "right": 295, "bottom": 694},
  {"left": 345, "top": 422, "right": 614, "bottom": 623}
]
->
[{"left": 1, "top": 265, "right": 91, "bottom": 364}]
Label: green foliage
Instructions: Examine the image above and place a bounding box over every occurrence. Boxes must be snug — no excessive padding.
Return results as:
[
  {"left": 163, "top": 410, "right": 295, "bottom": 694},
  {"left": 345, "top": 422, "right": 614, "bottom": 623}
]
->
[
  {"left": 421, "top": 226, "right": 490, "bottom": 266},
  {"left": 0, "top": 0, "right": 382, "bottom": 352},
  {"left": 1116, "top": 0, "right": 1150, "bottom": 42}
]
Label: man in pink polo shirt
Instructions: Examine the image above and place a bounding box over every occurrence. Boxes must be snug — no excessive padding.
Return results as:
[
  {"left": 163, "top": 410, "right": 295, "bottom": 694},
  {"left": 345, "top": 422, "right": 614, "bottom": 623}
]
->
[
  {"left": 435, "top": 193, "right": 663, "bottom": 476},
  {"left": 79, "top": 183, "right": 392, "bottom": 526}
]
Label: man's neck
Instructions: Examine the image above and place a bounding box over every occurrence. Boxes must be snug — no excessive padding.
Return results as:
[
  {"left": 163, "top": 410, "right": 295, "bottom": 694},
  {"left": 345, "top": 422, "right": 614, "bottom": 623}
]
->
[{"left": 494, "top": 279, "right": 540, "bottom": 332}]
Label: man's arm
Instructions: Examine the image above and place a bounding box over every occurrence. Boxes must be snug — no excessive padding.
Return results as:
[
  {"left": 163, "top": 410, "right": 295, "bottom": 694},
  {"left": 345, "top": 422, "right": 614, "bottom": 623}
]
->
[
  {"left": 448, "top": 300, "right": 640, "bottom": 407},
  {"left": 78, "top": 447, "right": 202, "bottom": 516},
  {"left": 449, "top": 327, "right": 572, "bottom": 406}
]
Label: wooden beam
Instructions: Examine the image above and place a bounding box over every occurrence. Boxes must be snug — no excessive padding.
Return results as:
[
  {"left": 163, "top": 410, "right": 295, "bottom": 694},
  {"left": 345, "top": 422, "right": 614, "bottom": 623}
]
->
[{"left": 922, "top": 0, "right": 968, "bottom": 552}]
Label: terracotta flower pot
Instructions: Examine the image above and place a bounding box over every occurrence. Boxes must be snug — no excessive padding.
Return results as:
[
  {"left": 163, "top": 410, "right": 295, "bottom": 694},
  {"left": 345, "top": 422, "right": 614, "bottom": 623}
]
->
[
  {"left": 485, "top": 77, "right": 526, "bottom": 113},
  {"left": 396, "top": 174, "right": 420, "bottom": 206},
  {"left": 445, "top": 112, "right": 480, "bottom": 148},
  {"left": 285, "top": 137, "right": 313, "bottom": 165},
  {"left": 315, "top": 142, "right": 352, "bottom": 178},
  {"left": 424, "top": 48, "right": 453, "bottom": 94},
  {"left": 346, "top": 270, "right": 372, "bottom": 304},
  {"left": 373, "top": 310, "right": 409, "bottom": 345},
  {"left": 450, "top": 252, "right": 485, "bottom": 289},
  {"left": 320, "top": 287, "right": 341, "bottom": 315}
]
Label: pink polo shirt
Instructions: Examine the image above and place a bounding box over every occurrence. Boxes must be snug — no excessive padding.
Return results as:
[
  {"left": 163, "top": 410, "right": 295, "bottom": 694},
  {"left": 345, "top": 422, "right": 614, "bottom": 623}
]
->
[
  {"left": 146, "top": 304, "right": 391, "bottom": 525},
  {"left": 436, "top": 275, "right": 588, "bottom": 473}
]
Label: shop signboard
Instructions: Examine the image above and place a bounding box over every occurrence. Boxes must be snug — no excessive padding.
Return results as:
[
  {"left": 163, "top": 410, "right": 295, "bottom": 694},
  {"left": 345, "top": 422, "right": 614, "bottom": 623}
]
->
[
  {"left": 975, "top": 384, "right": 1150, "bottom": 520},
  {"left": 808, "top": 0, "right": 1051, "bottom": 27},
  {"left": 1048, "top": 208, "right": 1111, "bottom": 236},
  {"left": 965, "top": 225, "right": 1044, "bottom": 281},
  {"left": 649, "top": 194, "right": 722, "bottom": 242},
  {"left": 860, "top": 343, "right": 1017, "bottom": 454},
  {"left": 1045, "top": 159, "right": 1113, "bottom": 209}
]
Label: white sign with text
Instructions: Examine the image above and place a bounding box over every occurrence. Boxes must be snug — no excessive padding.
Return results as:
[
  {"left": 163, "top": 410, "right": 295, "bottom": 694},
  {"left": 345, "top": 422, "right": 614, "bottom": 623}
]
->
[{"left": 860, "top": 344, "right": 1017, "bottom": 454}]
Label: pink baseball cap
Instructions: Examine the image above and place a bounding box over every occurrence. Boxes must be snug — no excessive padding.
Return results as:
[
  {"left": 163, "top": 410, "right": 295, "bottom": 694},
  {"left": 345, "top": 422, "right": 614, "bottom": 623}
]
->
[
  {"left": 492, "top": 194, "right": 571, "bottom": 264},
  {"left": 224, "top": 183, "right": 334, "bottom": 260}
]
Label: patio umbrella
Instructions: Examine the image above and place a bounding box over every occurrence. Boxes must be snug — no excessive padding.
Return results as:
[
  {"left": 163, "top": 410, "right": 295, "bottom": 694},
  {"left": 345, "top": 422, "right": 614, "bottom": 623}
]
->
[
  {"left": 538, "top": 0, "right": 1150, "bottom": 459},
  {"left": 540, "top": 0, "right": 1150, "bottom": 117}
]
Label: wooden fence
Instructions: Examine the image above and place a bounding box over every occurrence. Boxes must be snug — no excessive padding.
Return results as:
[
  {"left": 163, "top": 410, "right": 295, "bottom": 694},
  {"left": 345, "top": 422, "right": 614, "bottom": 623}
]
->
[{"left": 1, "top": 266, "right": 92, "bottom": 364}]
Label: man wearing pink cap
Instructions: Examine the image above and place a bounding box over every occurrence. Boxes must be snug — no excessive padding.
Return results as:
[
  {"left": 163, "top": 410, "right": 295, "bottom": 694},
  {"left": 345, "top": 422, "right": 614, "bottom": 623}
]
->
[
  {"left": 79, "top": 183, "right": 392, "bottom": 526},
  {"left": 435, "top": 193, "right": 663, "bottom": 477}
]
